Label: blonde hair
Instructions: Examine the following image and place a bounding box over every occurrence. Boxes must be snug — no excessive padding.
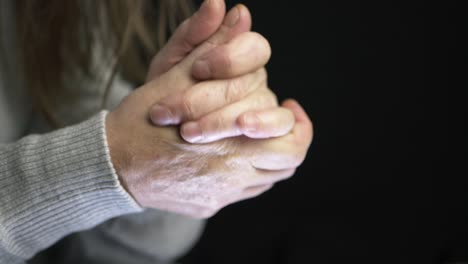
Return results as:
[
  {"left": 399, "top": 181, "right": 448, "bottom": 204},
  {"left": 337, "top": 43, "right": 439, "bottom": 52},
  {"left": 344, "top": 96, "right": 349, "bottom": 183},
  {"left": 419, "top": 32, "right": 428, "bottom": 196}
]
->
[{"left": 15, "top": 0, "right": 194, "bottom": 126}]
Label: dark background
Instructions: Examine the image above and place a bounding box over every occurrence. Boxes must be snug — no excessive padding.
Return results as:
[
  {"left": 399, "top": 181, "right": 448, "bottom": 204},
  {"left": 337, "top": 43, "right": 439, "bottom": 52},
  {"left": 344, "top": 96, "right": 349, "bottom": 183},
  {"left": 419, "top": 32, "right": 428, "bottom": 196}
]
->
[{"left": 181, "top": 1, "right": 465, "bottom": 264}]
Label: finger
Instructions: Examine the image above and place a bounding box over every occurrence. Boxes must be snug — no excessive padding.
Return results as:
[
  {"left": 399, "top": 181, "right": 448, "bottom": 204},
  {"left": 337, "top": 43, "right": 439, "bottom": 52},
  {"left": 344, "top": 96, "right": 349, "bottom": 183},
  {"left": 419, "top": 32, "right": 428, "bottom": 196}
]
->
[
  {"left": 150, "top": 69, "right": 265, "bottom": 125},
  {"left": 146, "top": 0, "right": 226, "bottom": 80},
  {"left": 237, "top": 107, "right": 295, "bottom": 139},
  {"left": 283, "top": 99, "right": 314, "bottom": 147},
  {"left": 239, "top": 184, "right": 274, "bottom": 202},
  {"left": 248, "top": 169, "right": 296, "bottom": 187},
  {"left": 176, "top": 4, "right": 253, "bottom": 72},
  {"left": 180, "top": 89, "right": 278, "bottom": 143},
  {"left": 243, "top": 184, "right": 274, "bottom": 197},
  {"left": 247, "top": 99, "right": 314, "bottom": 170},
  {"left": 145, "top": 4, "right": 253, "bottom": 100},
  {"left": 192, "top": 31, "right": 271, "bottom": 80}
]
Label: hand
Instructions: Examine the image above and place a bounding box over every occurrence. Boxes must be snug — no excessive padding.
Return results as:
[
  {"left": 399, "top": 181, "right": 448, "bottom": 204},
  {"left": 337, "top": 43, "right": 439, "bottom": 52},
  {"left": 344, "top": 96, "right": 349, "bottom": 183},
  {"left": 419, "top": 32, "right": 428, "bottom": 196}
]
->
[
  {"left": 146, "top": 1, "right": 295, "bottom": 143},
  {"left": 106, "top": 3, "right": 313, "bottom": 218},
  {"left": 107, "top": 93, "right": 312, "bottom": 219}
]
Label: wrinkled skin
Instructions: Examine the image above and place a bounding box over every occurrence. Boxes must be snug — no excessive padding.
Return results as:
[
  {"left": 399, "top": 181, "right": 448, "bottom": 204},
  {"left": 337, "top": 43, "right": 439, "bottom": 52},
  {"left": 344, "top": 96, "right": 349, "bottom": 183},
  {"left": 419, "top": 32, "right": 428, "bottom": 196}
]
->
[{"left": 106, "top": 0, "right": 313, "bottom": 218}]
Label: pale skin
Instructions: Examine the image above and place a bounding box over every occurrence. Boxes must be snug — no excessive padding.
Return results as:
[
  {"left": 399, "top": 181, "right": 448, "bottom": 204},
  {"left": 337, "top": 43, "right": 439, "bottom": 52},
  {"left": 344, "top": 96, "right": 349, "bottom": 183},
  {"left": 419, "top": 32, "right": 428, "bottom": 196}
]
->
[{"left": 106, "top": 0, "right": 313, "bottom": 218}]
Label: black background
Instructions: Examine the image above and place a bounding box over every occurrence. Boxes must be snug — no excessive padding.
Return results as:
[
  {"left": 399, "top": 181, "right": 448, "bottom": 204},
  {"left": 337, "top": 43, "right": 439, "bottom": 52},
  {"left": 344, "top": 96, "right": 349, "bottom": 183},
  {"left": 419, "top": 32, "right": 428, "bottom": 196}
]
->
[{"left": 181, "top": 1, "right": 465, "bottom": 264}]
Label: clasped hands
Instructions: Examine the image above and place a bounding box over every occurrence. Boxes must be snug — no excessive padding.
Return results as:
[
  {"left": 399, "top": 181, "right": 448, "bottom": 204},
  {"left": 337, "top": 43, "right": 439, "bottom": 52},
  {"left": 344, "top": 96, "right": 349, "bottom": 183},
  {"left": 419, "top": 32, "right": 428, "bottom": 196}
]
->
[{"left": 106, "top": 0, "right": 313, "bottom": 218}]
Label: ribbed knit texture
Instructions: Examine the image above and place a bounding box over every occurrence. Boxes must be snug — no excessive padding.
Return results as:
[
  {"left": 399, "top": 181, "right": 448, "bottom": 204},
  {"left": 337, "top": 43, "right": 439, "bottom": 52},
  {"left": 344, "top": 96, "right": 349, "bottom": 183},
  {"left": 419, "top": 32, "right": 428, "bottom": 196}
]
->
[
  {"left": 1, "top": 2, "right": 204, "bottom": 263},
  {"left": 0, "top": 111, "right": 143, "bottom": 261}
]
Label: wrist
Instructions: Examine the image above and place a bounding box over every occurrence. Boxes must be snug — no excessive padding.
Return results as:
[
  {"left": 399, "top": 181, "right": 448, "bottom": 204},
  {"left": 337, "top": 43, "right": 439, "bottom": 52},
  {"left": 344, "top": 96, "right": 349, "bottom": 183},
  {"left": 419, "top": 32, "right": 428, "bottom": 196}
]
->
[{"left": 105, "top": 111, "right": 132, "bottom": 195}]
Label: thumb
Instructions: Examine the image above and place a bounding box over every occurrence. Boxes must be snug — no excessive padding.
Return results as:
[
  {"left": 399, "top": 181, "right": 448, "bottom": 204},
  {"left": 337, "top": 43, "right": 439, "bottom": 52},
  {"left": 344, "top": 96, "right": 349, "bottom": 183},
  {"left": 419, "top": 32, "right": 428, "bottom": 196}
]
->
[{"left": 146, "top": 0, "right": 226, "bottom": 81}]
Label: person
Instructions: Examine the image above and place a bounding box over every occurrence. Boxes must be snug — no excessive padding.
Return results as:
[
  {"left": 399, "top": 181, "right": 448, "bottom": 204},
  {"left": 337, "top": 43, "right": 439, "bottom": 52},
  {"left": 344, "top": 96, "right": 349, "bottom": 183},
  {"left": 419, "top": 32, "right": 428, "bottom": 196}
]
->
[{"left": 0, "top": 0, "right": 313, "bottom": 263}]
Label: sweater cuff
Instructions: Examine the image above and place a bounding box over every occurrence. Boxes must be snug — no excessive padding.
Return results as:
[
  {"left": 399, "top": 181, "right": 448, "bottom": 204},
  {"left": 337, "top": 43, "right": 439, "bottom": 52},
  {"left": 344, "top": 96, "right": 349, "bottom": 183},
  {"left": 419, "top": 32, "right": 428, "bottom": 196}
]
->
[
  {"left": 0, "top": 247, "right": 24, "bottom": 264},
  {"left": 0, "top": 111, "right": 142, "bottom": 259}
]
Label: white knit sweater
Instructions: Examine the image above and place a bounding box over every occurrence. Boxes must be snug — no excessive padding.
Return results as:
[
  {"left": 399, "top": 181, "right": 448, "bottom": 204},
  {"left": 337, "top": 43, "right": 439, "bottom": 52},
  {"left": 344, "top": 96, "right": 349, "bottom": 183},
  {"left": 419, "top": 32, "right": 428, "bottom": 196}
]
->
[{"left": 0, "top": 1, "right": 204, "bottom": 263}]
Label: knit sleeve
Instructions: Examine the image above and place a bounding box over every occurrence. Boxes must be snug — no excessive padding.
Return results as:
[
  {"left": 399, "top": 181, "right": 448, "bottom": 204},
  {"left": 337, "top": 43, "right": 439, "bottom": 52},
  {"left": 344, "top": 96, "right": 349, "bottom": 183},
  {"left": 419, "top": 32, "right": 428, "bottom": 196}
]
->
[{"left": 0, "top": 111, "right": 143, "bottom": 262}]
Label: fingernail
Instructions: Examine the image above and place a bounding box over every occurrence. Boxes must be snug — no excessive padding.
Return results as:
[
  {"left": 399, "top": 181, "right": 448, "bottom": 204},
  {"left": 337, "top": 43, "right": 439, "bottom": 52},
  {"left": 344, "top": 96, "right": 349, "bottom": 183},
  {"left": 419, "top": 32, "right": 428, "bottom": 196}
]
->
[
  {"left": 193, "top": 60, "right": 211, "bottom": 79},
  {"left": 182, "top": 122, "right": 204, "bottom": 143},
  {"left": 242, "top": 114, "right": 258, "bottom": 134},
  {"left": 150, "top": 104, "right": 175, "bottom": 125},
  {"left": 224, "top": 5, "right": 240, "bottom": 28}
]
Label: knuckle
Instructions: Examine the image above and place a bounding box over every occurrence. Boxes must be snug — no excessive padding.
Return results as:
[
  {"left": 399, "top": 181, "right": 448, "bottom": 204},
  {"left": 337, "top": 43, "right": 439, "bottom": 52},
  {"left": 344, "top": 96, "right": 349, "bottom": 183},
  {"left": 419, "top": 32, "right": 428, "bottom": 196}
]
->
[
  {"left": 199, "top": 114, "right": 223, "bottom": 136},
  {"left": 248, "top": 32, "right": 268, "bottom": 45},
  {"left": 307, "top": 124, "right": 314, "bottom": 145},
  {"left": 296, "top": 118, "right": 314, "bottom": 146},
  {"left": 210, "top": 114, "right": 226, "bottom": 132},
  {"left": 291, "top": 151, "right": 306, "bottom": 168},
  {"left": 239, "top": 113, "right": 260, "bottom": 132},
  {"left": 225, "top": 78, "right": 246, "bottom": 103},
  {"left": 249, "top": 186, "right": 271, "bottom": 198},
  {"left": 249, "top": 91, "right": 262, "bottom": 106},
  {"left": 257, "top": 67, "right": 268, "bottom": 81},
  {"left": 248, "top": 32, "right": 272, "bottom": 59},
  {"left": 181, "top": 92, "right": 197, "bottom": 119},
  {"left": 270, "top": 91, "right": 279, "bottom": 106},
  {"left": 282, "top": 169, "right": 297, "bottom": 180},
  {"left": 203, "top": 39, "right": 218, "bottom": 51},
  {"left": 205, "top": 25, "right": 229, "bottom": 47},
  {"left": 179, "top": 23, "right": 198, "bottom": 51},
  {"left": 308, "top": 119, "right": 315, "bottom": 141},
  {"left": 251, "top": 90, "right": 275, "bottom": 109},
  {"left": 217, "top": 48, "right": 234, "bottom": 75},
  {"left": 283, "top": 109, "right": 295, "bottom": 124},
  {"left": 284, "top": 146, "right": 307, "bottom": 168},
  {"left": 179, "top": 18, "right": 190, "bottom": 31},
  {"left": 263, "top": 89, "right": 279, "bottom": 107}
]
